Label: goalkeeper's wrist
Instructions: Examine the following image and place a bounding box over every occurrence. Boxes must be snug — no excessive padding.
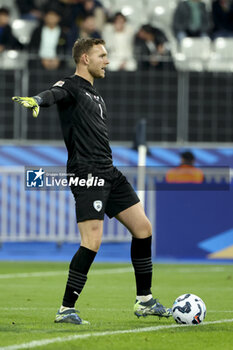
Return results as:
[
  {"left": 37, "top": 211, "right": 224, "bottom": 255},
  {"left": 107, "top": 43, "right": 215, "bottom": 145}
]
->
[{"left": 33, "top": 96, "right": 42, "bottom": 106}]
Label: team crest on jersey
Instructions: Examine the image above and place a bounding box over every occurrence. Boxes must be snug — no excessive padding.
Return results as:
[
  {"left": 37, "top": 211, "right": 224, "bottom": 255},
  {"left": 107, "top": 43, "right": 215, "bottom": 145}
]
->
[
  {"left": 93, "top": 200, "right": 102, "bottom": 212},
  {"left": 53, "top": 80, "right": 65, "bottom": 87}
]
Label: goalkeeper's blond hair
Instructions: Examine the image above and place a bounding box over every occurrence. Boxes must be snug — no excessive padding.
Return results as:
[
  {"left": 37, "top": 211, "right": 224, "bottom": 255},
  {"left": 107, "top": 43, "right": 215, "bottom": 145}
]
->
[{"left": 72, "top": 38, "right": 105, "bottom": 64}]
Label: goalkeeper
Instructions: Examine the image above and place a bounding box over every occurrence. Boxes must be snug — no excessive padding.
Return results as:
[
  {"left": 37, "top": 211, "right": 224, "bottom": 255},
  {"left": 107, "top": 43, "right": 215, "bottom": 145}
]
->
[{"left": 13, "top": 38, "right": 172, "bottom": 325}]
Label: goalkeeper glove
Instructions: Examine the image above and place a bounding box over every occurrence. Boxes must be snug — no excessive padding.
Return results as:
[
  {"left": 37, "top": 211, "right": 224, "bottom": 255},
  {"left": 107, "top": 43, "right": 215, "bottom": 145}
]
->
[{"left": 12, "top": 96, "right": 40, "bottom": 118}]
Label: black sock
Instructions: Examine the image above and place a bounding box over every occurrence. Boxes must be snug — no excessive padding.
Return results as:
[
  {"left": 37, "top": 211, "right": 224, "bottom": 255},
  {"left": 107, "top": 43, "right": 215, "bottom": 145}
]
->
[
  {"left": 62, "top": 246, "right": 96, "bottom": 307},
  {"left": 131, "top": 236, "right": 152, "bottom": 296}
]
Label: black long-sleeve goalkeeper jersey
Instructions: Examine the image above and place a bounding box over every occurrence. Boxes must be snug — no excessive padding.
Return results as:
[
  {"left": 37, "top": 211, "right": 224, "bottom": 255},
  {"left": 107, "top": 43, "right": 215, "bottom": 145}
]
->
[{"left": 36, "top": 74, "right": 113, "bottom": 173}]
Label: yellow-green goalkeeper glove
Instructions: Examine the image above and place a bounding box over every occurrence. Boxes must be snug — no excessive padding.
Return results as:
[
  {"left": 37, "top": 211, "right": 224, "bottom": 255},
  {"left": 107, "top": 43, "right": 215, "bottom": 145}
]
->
[{"left": 12, "top": 96, "right": 40, "bottom": 118}]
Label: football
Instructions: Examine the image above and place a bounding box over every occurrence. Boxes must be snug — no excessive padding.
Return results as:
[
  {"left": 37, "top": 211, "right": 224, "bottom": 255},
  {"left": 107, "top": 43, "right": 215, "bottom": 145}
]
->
[{"left": 172, "top": 293, "right": 206, "bottom": 325}]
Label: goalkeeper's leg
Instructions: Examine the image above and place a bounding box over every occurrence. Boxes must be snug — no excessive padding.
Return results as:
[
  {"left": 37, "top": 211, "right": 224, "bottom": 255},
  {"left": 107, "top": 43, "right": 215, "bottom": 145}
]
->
[
  {"left": 115, "top": 203, "right": 172, "bottom": 318},
  {"left": 55, "top": 219, "right": 103, "bottom": 325}
]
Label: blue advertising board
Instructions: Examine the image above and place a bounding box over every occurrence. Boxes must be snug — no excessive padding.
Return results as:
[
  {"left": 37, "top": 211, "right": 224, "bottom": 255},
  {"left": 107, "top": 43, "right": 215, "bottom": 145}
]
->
[{"left": 156, "top": 183, "right": 233, "bottom": 260}]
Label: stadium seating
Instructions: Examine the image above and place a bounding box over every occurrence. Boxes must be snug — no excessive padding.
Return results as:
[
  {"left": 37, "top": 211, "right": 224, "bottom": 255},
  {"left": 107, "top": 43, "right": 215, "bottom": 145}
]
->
[
  {"left": 202, "top": 0, "right": 213, "bottom": 12},
  {"left": 0, "top": 50, "right": 27, "bottom": 70},
  {"left": 207, "top": 38, "right": 233, "bottom": 72},
  {"left": 109, "top": 0, "right": 148, "bottom": 28},
  {"left": 11, "top": 19, "right": 38, "bottom": 45},
  {"left": 173, "top": 37, "right": 212, "bottom": 71},
  {"left": 3, "top": 0, "right": 233, "bottom": 75},
  {"left": 101, "top": 0, "right": 116, "bottom": 10},
  {"left": 145, "top": 0, "right": 179, "bottom": 55},
  {"left": 147, "top": 0, "right": 179, "bottom": 30}
]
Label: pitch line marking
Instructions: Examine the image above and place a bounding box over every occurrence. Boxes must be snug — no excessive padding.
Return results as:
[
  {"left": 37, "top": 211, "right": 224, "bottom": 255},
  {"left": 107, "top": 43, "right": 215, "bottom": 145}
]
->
[
  {"left": 0, "top": 267, "right": 133, "bottom": 279},
  {"left": 0, "top": 271, "right": 66, "bottom": 279},
  {"left": 0, "top": 318, "right": 233, "bottom": 350},
  {"left": 0, "top": 266, "right": 228, "bottom": 279}
]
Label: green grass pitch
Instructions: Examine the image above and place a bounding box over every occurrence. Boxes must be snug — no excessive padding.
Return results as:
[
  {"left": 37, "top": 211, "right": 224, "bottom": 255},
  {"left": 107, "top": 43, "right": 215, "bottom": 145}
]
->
[{"left": 0, "top": 262, "right": 232, "bottom": 349}]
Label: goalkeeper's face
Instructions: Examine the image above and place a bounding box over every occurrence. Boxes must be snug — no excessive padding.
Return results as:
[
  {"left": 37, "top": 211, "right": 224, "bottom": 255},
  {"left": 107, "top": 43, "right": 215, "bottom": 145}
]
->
[{"left": 87, "top": 44, "right": 109, "bottom": 79}]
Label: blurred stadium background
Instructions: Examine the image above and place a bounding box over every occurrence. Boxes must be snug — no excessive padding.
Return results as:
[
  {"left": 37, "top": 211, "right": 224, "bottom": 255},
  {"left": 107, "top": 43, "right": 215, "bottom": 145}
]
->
[{"left": 0, "top": 0, "right": 233, "bottom": 263}]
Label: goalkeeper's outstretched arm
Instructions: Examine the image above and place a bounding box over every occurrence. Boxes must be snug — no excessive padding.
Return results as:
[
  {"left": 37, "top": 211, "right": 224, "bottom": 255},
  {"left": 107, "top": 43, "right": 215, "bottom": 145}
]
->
[{"left": 12, "top": 88, "right": 71, "bottom": 118}]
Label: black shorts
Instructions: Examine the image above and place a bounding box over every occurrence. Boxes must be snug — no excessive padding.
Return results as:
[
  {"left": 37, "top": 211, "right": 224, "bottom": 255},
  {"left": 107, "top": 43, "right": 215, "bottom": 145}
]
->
[{"left": 69, "top": 167, "right": 140, "bottom": 222}]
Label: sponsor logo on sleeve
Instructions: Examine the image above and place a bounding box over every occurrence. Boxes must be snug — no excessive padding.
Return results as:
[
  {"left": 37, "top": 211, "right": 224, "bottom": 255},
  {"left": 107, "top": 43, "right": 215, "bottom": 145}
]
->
[{"left": 53, "top": 80, "right": 65, "bottom": 87}]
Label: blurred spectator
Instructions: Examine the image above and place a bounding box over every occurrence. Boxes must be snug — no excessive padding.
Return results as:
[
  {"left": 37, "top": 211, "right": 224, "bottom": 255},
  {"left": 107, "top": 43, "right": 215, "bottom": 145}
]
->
[
  {"left": 78, "top": 14, "right": 101, "bottom": 38},
  {"left": 16, "top": 0, "right": 50, "bottom": 20},
  {"left": 57, "top": 0, "right": 106, "bottom": 32},
  {"left": 57, "top": 0, "right": 85, "bottom": 31},
  {"left": 212, "top": 0, "right": 233, "bottom": 38},
  {"left": 79, "top": 0, "right": 106, "bottom": 32},
  {"left": 0, "top": 0, "right": 19, "bottom": 20},
  {"left": 173, "top": 0, "right": 209, "bottom": 41},
  {"left": 134, "top": 24, "right": 168, "bottom": 70},
  {"left": 165, "top": 151, "right": 204, "bottom": 184},
  {"left": 67, "top": 14, "right": 101, "bottom": 52},
  {"left": 103, "top": 12, "right": 137, "bottom": 71},
  {"left": 29, "top": 8, "right": 67, "bottom": 70},
  {"left": 16, "top": 0, "right": 66, "bottom": 20},
  {"left": 0, "top": 7, "right": 23, "bottom": 52}
]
